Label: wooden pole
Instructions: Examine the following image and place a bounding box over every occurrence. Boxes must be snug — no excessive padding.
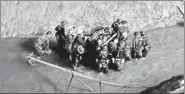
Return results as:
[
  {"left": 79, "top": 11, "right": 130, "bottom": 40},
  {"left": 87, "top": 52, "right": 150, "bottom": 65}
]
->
[
  {"left": 65, "top": 74, "right": 74, "bottom": 93},
  {"left": 176, "top": 6, "right": 184, "bottom": 17},
  {"left": 100, "top": 33, "right": 117, "bottom": 46},
  {"left": 99, "top": 80, "right": 102, "bottom": 94}
]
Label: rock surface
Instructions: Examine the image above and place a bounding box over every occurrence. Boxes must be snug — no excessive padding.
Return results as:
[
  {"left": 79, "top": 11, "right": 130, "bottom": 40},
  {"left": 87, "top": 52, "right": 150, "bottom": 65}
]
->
[{"left": 1, "top": 1, "right": 184, "bottom": 38}]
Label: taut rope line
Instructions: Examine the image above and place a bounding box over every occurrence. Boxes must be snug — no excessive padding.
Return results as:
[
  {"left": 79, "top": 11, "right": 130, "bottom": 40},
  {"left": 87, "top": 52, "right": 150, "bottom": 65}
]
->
[{"left": 27, "top": 56, "right": 150, "bottom": 92}]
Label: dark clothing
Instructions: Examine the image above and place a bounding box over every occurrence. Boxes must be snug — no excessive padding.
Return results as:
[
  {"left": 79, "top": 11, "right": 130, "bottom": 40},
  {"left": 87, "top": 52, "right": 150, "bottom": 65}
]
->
[
  {"left": 111, "top": 21, "right": 120, "bottom": 33},
  {"left": 115, "top": 50, "right": 124, "bottom": 59},
  {"left": 55, "top": 25, "right": 66, "bottom": 48},
  {"left": 55, "top": 25, "right": 65, "bottom": 37}
]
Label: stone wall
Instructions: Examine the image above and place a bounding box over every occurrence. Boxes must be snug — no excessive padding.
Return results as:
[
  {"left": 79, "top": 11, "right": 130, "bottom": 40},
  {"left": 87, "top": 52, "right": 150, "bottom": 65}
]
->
[{"left": 1, "top": 1, "right": 184, "bottom": 38}]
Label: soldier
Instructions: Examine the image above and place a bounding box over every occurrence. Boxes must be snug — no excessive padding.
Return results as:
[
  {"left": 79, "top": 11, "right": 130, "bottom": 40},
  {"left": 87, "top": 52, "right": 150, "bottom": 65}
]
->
[
  {"left": 108, "top": 38, "right": 118, "bottom": 56},
  {"left": 95, "top": 45, "right": 109, "bottom": 73},
  {"left": 74, "top": 28, "right": 88, "bottom": 47},
  {"left": 111, "top": 18, "right": 122, "bottom": 33},
  {"left": 108, "top": 38, "right": 118, "bottom": 66},
  {"left": 102, "top": 35, "right": 109, "bottom": 43},
  {"left": 104, "top": 27, "right": 113, "bottom": 36},
  {"left": 119, "top": 23, "right": 129, "bottom": 41},
  {"left": 111, "top": 18, "right": 128, "bottom": 39},
  {"left": 34, "top": 31, "right": 52, "bottom": 57},
  {"left": 131, "top": 31, "right": 143, "bottom": 58},
  {"left": 140, "top": 31, "right": 151, "bottom": 57},
  {"left": 71, "top": 28, "right": 88, "bottom": 70},
  {"left": 55, "top": 20, "right": 68, "bottom": 47},
  {"left": 140, "top": 31, "right": 150, "bottom": 47},
  {"left": 112, "top": 40, "right": 126, "bottom": 71}
]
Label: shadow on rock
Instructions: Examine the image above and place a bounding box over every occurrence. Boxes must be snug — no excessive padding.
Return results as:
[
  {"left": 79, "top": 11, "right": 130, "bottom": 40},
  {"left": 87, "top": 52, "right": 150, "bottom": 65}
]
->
[
  {"left": 140, "top": 74, "right": 184, "bottom": 94},
  {"left": 177, "top": 21, "right": 184, "bottom": 27},
  {"left": 49, "top": 40, "right": 70, "bottom": 59},
  {"left": 19, "top": 37, "right": 37, "bottom": 54},
  {"left": 80, "top": 40, "right": 99, "bottom": 72}
]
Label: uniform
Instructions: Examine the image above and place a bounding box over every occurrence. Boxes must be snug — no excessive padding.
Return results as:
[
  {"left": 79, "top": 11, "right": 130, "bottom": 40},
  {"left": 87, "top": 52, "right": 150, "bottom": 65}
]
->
[
  {"left": 55, "top": 21, "right": 68, "bottom": 47},
  {"left": 140, "top": 31, "right": 151, "bottom": 57},
  {"left": 96, "top": 45, "right": 109, "bottom": 73},
  {"left": 119, "top": 26, "right": 129, "bottom": 40},
  {"left": 111, "top": 19, "right": 128, "bottom": 39},
  {"left": 34, "top": 34, "right": 51, "bottom": 56},
  {"left": 108, "top": 40, "right": 118, "bottom": 56},
  {"left": 111, "top": 40, "right": 125, "bottom": 70},
  {"left": 71, "top": 28, "right": 87, "bottom": 70},
  {"left": 131, "top": 32, "right": 143, "bottom": 58},
  {"left": 111, "top": 19, "right": 122, "bottom": 34},
  {"left": 104, "top": 27, "right": 114, "bottom": 36},
  {"left": 96, "top": 38, "right": 103, "bottom": 52}
]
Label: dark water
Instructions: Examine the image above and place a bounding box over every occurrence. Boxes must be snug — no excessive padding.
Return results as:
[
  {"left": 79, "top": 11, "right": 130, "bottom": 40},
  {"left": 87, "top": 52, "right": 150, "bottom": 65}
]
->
[{"left": 0, "top": 25, "right": 184, "bottom": 93}]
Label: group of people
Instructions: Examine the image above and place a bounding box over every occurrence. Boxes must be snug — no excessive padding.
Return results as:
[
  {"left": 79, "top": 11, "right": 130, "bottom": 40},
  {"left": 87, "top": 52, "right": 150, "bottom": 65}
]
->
[{"left": 34, "top": 18, "right": 152, "bottom": 73}]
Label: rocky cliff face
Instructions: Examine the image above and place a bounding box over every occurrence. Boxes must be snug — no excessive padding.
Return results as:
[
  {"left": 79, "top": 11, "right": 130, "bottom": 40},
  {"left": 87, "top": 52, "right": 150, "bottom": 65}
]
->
[{"left": 1, "top": 1, "right": 184, "bottom": 38}]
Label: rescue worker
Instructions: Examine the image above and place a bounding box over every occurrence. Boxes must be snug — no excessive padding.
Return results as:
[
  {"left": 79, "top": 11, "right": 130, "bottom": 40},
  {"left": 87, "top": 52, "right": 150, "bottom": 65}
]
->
[
  {"left": 131, "top": 31, "right": 143, "bottom": 58},
  {"left": 71, "top": 44, "right": 85, "bottom": 70},
  {"left": 95, "top": 45, "right": 109, "bottom": 73},
  {"left": 140, "top": 31, "right": 151, "bottom": 57},
  {"left": 55, "top": 20, "right": 68, "bottom": 47},
  {"left": 34, "top": 31, "right": 52, "bottom": 56},
  {"left": 71, "top": 28, "right": 88, "bottom": 70}
]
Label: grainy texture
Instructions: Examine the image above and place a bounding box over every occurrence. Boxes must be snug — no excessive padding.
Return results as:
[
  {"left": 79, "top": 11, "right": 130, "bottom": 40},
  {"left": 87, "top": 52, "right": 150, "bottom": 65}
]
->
[
  {"left": 0, "top": 25, "right": 183, "bottom": 93},
  {"left": 1, "top": 1, "right": 184, "bottom": 38}
]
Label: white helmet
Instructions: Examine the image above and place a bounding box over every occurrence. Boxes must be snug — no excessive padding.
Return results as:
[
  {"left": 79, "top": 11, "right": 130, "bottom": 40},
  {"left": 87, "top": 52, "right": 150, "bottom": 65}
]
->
[
  {"left": 77, "top": 26, "right": 84, "bottom": 34},
  {"left": 114, "top": 38, "right": 119, "bottom": 44}
]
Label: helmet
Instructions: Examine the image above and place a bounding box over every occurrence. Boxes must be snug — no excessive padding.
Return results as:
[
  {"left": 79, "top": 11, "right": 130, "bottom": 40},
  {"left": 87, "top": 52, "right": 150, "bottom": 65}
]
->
[
  {"left": 46, "top": 31, "right": 52, "bottom": 35},
  {"left": 60, "top": 20, "right": 68, "bottom": 26},
  {"left": 140, "top": 31, "right": 145, "bottom": 36},
  {"left": 134, "top": 31, "right": 139, "bottom": 36},
  {"left": 101, "top": 45, "right": 108, "bottom": 51},
  {"left": 104, "top": 27, "right": 112, "bottom": 32},
  {"left": 116, "top": 18, "right": 122, "bottom": 23},
  {"left": 121, "top": 20, "right": 128, "bottom": 24},
  {"left": 113, "top": 38, "right": 119, "bottom": 44},
  {"left": 77, "top": 45, "right": 85, "bottom": 54},
  {"left": 77, "top": 26, "right": 85, "bottom": 35}
]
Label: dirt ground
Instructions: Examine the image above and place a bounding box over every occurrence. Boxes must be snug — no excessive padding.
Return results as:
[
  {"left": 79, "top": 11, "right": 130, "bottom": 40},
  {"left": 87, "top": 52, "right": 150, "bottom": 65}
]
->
[
  {"left": 1, "top": 1, "right": 184, "bottom": 38},
  {"left": 0, "top": 25, "right": 184, "bottom": 93}
]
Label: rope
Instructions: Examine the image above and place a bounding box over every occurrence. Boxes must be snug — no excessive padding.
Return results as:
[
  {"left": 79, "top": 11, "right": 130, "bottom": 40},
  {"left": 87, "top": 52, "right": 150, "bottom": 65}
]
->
[
  {"left": 99, "top": 80, "right": 102, "bottom": 93},
  {"left": 27, "top": 56, "right": 151, "bottom": 89}
]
